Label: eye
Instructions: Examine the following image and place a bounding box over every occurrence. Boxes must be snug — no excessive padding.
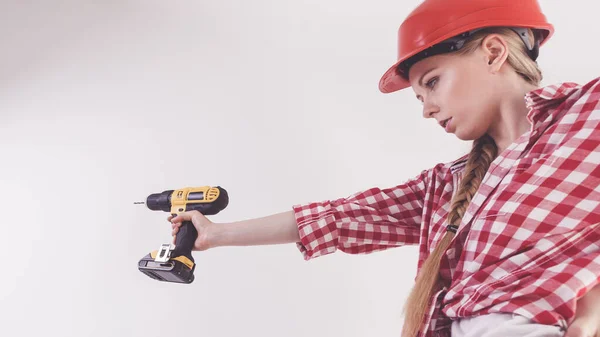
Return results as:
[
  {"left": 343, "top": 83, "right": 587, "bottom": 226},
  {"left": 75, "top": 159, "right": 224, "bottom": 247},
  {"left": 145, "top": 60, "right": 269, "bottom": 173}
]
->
[{"left": 425, "top": 76, "right": 439, "bottom": 89}]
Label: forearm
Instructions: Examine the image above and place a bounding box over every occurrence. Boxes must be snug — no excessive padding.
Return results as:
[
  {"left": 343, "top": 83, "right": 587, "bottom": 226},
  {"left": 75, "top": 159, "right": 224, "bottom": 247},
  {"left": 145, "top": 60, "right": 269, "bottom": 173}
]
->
[{"left": 207, "top": 210, "right": 300, "bottom": 248}]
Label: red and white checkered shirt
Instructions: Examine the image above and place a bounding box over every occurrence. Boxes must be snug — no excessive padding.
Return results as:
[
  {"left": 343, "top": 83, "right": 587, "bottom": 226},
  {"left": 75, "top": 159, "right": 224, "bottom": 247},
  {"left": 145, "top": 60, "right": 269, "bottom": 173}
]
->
[{"left": 292, "top": 77, "right": 600, "bottom": 337}]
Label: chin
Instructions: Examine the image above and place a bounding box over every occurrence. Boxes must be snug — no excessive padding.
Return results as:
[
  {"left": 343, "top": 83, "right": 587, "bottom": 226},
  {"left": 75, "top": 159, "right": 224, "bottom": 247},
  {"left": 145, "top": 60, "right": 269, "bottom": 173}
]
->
[
  {"left": 453, "top": 129, "right": 471, "bottom": 141},
  {"left": 454, "top": 128, "right": 484, "bottom": 141}
]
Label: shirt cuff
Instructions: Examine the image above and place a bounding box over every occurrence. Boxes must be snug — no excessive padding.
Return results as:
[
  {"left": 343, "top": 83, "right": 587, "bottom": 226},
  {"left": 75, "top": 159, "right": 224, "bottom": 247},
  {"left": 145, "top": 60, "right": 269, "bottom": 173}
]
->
[{"left": 292, "top": 201, "right": 339, "bottom": 260}]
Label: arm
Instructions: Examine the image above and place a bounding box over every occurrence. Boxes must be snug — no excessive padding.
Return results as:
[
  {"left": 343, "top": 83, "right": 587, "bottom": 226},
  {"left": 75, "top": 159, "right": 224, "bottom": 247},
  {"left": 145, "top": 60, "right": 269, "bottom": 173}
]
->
[
  {"left": 209, "top": 173, "right": 429, "bottom": 253},
  {"left": 202, "top": 169, "right": 433, "bottom": 257},
  {"left": 170, "top": 167, "right": 436, "bottom": 254},
  {"left": 209, "top": 210, "right": 300, "bottom": 247}
]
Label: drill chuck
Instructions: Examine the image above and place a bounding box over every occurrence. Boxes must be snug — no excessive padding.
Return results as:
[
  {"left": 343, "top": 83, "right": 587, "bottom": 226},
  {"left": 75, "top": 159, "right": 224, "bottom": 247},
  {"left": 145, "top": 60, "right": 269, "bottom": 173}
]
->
[{"left": 146, "top": 190, "right": 173, "bottom": 212}]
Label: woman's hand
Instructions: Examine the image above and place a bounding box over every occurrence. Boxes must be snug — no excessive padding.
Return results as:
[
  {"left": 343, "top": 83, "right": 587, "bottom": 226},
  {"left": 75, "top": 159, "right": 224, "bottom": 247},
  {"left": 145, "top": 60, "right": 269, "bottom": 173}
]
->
[
  {"left": 168, "top": 210, "right": 215, "bottom": 251},
  {"left": 564, "top": 284, "right": 600, "bottom": 337}
]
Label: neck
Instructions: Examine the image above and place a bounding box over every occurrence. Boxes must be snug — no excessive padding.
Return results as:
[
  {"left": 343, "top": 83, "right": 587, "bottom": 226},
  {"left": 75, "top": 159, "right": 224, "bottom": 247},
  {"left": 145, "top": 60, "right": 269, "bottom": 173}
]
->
[{"left": 487, "top": 80, "right": 539, "bottom": 154}]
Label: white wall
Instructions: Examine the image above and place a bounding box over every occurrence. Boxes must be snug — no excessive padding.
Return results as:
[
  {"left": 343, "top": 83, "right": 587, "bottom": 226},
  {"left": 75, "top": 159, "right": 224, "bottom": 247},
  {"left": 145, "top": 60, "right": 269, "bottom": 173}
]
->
[{"left": 1, "top": 1, "right": 598, "bottom": 337}]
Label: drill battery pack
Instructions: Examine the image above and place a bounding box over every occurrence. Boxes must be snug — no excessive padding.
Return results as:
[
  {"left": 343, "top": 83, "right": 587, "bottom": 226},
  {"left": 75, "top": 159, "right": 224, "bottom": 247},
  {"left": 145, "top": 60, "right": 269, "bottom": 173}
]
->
[{"left": 138, "top": 244, "right": 195, "bottom": 284}]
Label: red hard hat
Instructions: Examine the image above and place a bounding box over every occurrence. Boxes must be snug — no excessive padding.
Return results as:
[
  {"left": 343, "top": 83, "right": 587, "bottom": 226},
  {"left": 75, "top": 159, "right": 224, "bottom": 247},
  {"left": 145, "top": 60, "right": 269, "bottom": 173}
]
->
[{"left": 378, "top": 0, "right": 554, "bottom": 93}]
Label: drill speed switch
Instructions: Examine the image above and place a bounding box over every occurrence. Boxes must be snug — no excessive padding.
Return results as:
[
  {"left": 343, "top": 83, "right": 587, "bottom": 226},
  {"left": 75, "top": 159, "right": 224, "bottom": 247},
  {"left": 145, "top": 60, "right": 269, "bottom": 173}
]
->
[{"left": 136, "top": 186, "right": 229, "bottom": 284}]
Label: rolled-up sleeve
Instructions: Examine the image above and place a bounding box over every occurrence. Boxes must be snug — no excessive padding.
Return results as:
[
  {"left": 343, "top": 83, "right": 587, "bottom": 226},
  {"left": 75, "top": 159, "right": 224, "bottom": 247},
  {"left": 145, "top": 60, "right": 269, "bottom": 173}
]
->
[{"left": 292, "top": 170, "right": 430, "bottom": 260}]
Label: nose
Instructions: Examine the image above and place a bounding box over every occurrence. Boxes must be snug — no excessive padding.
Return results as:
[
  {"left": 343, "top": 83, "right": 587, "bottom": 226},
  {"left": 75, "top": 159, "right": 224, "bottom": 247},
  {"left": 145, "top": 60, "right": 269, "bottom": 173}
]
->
[{"left": 422, "top": 99, "right": 439, "bottom": 119}]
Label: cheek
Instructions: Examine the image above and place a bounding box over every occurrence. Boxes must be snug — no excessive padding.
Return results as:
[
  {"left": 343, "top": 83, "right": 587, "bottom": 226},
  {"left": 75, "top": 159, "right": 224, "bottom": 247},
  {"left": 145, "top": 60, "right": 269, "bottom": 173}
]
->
[
  {"left": 437, "top": 79, "right": 470, "bottom": 113},
  {"left": 442, "top": 69, "right": 491, "bottom": 117},
  {"left": 451, "top": 70, "right": 483, "bottom": 99}
]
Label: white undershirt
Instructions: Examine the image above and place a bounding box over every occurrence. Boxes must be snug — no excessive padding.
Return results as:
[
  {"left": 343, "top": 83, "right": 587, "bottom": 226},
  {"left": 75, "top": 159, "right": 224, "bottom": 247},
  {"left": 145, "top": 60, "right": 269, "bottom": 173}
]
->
[{"left": 450, "top": 312, "right": 564, "bottom": 337}]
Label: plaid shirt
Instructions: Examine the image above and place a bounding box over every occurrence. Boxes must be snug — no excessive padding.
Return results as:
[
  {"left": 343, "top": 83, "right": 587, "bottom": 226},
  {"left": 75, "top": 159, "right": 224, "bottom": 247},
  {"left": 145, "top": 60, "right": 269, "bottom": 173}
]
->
[{"left": 292, "top": 77, "right": 600, "bottom": 337}]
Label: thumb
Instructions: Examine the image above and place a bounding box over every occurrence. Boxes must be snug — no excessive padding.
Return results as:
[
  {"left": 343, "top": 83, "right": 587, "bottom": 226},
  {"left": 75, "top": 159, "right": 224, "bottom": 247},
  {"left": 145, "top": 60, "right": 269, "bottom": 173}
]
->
[{"left": 564, "top": 317, "right": 595, "bottom": 337}]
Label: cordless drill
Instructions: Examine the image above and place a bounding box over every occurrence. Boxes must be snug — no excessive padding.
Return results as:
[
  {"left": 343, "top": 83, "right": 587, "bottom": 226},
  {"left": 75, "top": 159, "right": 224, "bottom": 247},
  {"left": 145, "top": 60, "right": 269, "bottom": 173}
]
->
[{"left": 136, "top": 186, "right": 229, "bottom": 284}]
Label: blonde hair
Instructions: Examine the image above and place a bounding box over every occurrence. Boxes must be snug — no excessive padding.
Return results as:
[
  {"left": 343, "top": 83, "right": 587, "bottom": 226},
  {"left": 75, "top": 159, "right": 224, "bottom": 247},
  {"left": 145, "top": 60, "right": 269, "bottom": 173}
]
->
[{"left": 399, "top": 27, "right": 543, "bottom": 337}]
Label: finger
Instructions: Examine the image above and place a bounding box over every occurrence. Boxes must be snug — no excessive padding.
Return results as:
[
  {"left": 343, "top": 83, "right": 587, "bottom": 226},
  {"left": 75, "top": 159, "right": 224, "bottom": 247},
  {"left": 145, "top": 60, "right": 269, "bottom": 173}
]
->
[
  {"left": 170, "top": 212, "right": 194, "bottom": 223},
  {"left": 564, "top": 320, "right": 592, "bottom": 337},
  {"left": 564, "top": 326, "right": 583, "bottom": 337},
  {"left": 172, "top": 227, "right": 179, "bottom": 236}
]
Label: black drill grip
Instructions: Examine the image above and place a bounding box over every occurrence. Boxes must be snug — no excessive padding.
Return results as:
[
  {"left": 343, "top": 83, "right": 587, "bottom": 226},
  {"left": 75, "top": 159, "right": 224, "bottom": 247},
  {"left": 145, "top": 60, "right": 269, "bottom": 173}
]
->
[{"left": 171, "top": 220, "right": 197, "bottom": 261}]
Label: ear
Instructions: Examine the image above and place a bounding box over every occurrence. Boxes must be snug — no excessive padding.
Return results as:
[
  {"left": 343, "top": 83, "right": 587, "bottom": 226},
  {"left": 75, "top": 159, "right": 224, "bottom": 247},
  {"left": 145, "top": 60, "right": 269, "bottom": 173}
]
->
[{"left": 480, "top": 34, "right": 509, "bottom": 74}]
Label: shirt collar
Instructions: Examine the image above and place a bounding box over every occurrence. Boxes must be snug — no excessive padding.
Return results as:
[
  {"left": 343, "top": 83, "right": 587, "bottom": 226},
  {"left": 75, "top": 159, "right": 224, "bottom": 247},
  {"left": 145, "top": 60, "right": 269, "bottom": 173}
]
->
[{"left": 524, "top": 82, "right": 580, "bottom": 128}]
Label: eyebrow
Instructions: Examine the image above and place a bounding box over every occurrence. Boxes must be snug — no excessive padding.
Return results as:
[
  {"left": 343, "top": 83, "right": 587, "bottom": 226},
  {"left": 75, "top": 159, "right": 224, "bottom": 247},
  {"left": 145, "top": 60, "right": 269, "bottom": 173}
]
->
[{"left": 415, "top": 67, "right": 437, "bottom": 101}]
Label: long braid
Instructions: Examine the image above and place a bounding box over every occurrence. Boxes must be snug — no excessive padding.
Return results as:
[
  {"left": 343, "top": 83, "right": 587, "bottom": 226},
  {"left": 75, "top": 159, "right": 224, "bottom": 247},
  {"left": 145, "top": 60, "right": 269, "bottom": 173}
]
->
[{"left": 400, "top": 134, "right": 498, "bottom": 337}]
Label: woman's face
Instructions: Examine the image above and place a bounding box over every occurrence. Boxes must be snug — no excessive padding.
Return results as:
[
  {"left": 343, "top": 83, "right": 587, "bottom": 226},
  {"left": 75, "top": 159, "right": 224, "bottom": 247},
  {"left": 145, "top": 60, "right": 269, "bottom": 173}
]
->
[{"left": 408, "top": 49, "right": 500, "bottom": 141}]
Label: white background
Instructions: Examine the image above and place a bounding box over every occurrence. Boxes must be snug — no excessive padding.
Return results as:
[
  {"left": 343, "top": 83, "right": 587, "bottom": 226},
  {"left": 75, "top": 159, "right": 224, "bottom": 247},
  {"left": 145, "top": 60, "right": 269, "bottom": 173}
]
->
[{"left": 1, "top": 1, "right": 598, "bottom": 336}]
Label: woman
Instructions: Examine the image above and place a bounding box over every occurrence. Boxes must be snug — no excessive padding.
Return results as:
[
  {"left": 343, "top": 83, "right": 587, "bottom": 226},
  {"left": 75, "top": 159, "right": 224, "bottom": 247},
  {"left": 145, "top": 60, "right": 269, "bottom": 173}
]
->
[{"left": 169, "top": 0, "right": 600, "bottom": 336}]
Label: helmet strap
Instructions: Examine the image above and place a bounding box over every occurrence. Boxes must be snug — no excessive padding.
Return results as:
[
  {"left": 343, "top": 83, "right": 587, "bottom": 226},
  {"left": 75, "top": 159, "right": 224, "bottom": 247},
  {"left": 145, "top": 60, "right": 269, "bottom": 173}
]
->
[
  {"left": 397, "top": 27, "right": 540, "bottom": 79},
  {"left": 509, "top": 27, "right": 540, "bottom": 61}
]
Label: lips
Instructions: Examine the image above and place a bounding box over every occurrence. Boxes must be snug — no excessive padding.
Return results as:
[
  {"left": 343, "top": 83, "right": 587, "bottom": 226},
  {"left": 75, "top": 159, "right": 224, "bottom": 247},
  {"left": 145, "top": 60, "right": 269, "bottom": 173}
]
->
[{"left": 440, "top": 118, "right": 452, "bottom": 129}]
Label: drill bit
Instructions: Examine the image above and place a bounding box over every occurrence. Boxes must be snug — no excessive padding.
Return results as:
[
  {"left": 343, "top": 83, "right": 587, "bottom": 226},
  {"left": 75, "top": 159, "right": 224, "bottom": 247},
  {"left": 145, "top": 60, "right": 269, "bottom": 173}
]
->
[{"left": 134, "top": 201, "right": 145, "bottom": 205}]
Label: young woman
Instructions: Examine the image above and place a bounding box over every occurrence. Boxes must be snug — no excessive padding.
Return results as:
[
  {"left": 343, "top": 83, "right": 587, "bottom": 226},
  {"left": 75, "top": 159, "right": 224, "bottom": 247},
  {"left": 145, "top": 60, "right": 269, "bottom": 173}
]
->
[{"left": 169, "top": 1, "right": 600, "bottom": 336}]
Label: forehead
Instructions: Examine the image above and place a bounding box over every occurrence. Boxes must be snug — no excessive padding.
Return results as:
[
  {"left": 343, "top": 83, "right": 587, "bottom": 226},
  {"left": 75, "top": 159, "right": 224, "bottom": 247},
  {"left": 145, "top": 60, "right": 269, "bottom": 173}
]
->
[
  {"left": 407, "top": 53, "right": 467, "bottom": 86},
  {"left": 408, "top": 54, "right": 445, "bottom": 78}
]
